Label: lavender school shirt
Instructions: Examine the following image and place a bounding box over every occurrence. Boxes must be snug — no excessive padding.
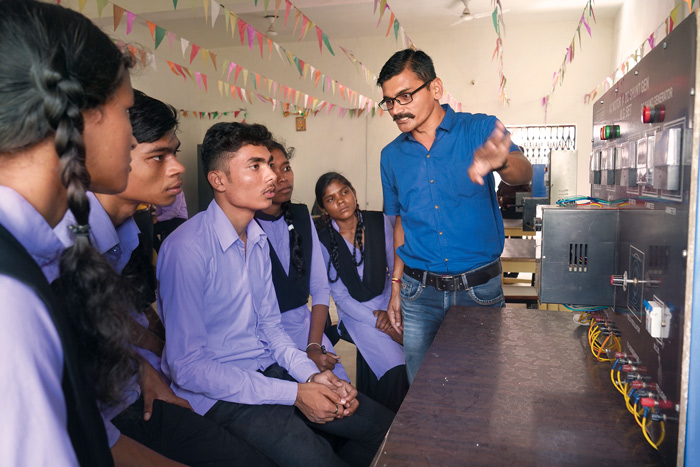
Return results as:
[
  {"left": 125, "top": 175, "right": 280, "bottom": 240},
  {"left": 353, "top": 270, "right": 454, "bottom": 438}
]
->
[
  {"left": 157, "top": 200, "right": 319, "bottom": 415},
  {"left": 0, "top": 186, "right": 78, "bottom": 465}
]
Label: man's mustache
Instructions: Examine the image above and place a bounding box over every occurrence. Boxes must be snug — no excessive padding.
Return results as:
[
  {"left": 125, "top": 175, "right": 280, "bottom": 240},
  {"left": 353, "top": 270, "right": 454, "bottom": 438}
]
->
[{"left": 393, "top": 113, "right": 415, "bottom": 121}]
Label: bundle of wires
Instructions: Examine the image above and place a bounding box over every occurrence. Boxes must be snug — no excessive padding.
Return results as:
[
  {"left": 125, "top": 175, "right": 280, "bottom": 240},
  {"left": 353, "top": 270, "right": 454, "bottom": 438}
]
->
[
  {"left": 555, "top": 196, "right": 629, "bottom": 207},
  {"left": 609, "top": 358, "right": 666, "bottom": 450}
]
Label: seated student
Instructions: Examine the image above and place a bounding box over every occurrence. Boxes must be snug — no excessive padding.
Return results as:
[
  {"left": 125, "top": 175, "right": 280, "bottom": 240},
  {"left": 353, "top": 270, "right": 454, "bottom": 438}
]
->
[
  {"left": 157, "top": 122, "right": 394, "bottom": 467},
  {"left": 55, "top": 90, "right": 274, "bottom": 466},
  {"left": 315, "top": 173, "right": 408, "bottom": 413},
  {"left": 254, "top": 141, "right": 349, "bottom": 381},
  {"left": 0, "top": 2, "right": 140, "bottom": 464}
]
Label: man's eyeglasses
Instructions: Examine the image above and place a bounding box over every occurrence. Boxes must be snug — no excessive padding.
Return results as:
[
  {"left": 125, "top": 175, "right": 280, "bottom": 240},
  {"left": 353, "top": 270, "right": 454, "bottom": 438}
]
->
[{"left": 378, "top": 80, "right": 433, "bottom": 111}]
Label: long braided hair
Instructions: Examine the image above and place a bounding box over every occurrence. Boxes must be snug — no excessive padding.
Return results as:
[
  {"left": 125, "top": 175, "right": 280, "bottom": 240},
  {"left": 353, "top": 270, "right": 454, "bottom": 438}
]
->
[
  {"left": 268, "top": 140, "right": 305, "bottom": 278},
  {"left": 0, "top": 0, "right": 138, "bottom": 405},
  {"left": 314, "top": 172, "right": 364, "bottom": 283}
]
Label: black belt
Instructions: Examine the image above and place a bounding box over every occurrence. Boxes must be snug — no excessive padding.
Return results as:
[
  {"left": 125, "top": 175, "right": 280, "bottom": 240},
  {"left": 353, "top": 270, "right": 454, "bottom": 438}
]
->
[{"left": 403, "top": 260, "right": 502, "bottom": 292}]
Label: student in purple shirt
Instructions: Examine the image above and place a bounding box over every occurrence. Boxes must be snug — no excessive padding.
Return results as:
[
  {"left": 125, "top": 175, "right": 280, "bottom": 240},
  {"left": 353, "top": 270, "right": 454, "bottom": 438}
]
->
[
  {"left": 315, "top": 172, "right": 408, "bottom": 413},
  {"left": 56, "top": 90, "right": 274, "bottom": 466},
  {"left": 0, "top": 1, "right": 136, "bottom": 464},
  {"left": 157, "top": 122, "right": 393, "bottom": 466},
  {"left": 254, "top": 140, "right": 349, "bottom": 381}
]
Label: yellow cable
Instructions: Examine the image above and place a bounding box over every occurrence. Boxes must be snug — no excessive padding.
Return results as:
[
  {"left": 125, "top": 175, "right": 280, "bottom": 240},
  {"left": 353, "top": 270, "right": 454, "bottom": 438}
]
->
[
  {"left": 642, "top": 415, "right": 660, "bottom": 450},
  {"left": 633, "top": 402, "right": 644, "bottom": 428}
]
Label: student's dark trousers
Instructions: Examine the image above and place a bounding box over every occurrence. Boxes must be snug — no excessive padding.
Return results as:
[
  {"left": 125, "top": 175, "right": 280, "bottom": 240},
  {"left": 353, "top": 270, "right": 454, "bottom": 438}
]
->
[
  {"left": 204, "top": 363, "right": 394, "bottom": 467},
  {"left": 113, "top": 398, "right": 276, "bottom": 466}
]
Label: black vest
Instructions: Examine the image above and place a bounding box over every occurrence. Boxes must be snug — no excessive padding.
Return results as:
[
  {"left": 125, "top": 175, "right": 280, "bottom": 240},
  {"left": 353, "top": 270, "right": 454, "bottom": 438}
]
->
[
  {"left": 256, "top": 204, "right": 313, "bottom": 312},
  {"left": 316, "top": 211, "right": 387, "bottom": 302},
  {"left": 0, "top": 225, "right": 113, "bottom": 466},
  {"left": 121, "top": 233, "right": 157, "bottom": 311}
]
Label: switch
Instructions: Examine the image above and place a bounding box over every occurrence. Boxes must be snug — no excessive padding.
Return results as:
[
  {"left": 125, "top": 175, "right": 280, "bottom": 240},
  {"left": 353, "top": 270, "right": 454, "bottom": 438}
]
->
[{"left": 644, "top": 299, "right": 672, "bottom": 339}]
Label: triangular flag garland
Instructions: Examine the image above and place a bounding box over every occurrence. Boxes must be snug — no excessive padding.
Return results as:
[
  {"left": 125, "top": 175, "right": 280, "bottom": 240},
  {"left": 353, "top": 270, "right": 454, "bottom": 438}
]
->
[
  {"left": 178, "top": 108, "right": 247, "bottom": 122},
  {"left": 542, "top": 0, "right": 596, "bottom": 117},
  {"left": 372, "top": 0, "right": 466, "bottom": 111},
  {"left": 104, "top": 0, "right": 376, "bottom": 110},
  {"left": 490, "top": 0, "right": 510, "bottom": 105},
  {"left": 121, "top": 42, "right": 376, "bottom": 119},
  {"left": 583, "top": 2, "right": 695, "bottom": 106}
]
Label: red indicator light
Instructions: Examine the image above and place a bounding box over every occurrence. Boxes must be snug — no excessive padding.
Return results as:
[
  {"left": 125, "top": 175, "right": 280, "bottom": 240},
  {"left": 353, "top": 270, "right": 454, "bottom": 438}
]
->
[{"left": 657, "top": 105, "right": 665, "bottom": 122}]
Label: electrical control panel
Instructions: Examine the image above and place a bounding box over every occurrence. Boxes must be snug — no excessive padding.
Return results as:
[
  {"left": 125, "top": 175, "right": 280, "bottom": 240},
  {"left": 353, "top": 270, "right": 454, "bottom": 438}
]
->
[{"left": 537, "top": 11, "right": 700, "bottom": 466}]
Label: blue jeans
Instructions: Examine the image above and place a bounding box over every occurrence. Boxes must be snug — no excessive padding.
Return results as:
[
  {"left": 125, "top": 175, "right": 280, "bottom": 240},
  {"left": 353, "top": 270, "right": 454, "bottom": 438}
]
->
[{"left": 401, "top": 262, "right": 505, "bottom": 384}]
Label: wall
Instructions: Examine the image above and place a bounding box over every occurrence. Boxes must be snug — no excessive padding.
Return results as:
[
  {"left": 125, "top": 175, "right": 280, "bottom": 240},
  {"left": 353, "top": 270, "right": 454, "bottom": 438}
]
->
[
  {"left": 612, "top": 0, "right": 678, "bottom": 69},
  {"left": 71, "top": 1, "right": 688, "bottom": 213}
]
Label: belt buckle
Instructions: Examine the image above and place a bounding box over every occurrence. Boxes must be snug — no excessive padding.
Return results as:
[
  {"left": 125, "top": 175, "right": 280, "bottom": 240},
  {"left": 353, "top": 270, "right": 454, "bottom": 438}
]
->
[{"left": 436, "top": 274, "right": 455, "bottom": 292}]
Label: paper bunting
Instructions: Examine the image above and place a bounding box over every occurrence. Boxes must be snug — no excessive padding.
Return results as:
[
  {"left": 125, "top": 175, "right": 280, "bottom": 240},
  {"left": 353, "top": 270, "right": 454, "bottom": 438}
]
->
[
  {"left": 107, "top": 1, "right": 379, "bottom": 119},
  {"left": 542, "top": 0, "right": 596, "bottom": 116},
  {"left": 583, "top": 2, "right": 695, "bottom": 105},
  {"left": 113, "top": 5, "right": 125, "bottom": 30}
]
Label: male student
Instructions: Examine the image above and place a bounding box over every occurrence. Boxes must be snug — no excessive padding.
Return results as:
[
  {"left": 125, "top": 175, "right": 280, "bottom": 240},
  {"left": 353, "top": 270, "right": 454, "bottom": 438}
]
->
[
  {"left": 157, "top": 122, "right": 394, "bottom": 467},
  {"left": 56, "top": 91, "right": 273, "bottom": 466}
]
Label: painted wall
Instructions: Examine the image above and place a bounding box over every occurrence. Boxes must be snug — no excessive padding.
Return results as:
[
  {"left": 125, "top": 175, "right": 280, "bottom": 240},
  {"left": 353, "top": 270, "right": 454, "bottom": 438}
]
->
[{"left": 72, "top": 1, "right": 691, "bottom": 214}]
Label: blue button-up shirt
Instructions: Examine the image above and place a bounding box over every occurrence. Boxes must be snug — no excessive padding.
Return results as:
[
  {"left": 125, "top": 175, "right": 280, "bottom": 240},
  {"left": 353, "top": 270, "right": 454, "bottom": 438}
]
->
[
  {"left": 381, "top": 105, "right": 517, "bottom": 274},
  {"left": 157, "top": 200, "right": 318, "bottom": 415}
]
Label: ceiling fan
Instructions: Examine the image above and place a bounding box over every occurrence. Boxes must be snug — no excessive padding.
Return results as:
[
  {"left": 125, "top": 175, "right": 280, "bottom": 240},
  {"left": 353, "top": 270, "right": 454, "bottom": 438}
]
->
[
  {"left": 450, "top": 0, "right": 494, "bottom": 27},
  {"left": 264, "top": 14, "right": 278, "bottom": 36}
]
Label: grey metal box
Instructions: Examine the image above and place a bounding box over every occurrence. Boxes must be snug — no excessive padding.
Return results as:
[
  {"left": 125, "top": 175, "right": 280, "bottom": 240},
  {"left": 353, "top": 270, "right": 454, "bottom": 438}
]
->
[{"left": 536, "top": 207, "right": 617, "bottom": 306}]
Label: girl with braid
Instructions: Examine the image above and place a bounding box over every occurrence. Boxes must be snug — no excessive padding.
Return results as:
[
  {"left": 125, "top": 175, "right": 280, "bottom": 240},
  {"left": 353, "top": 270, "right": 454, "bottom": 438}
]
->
[
  {"left": 0, "top": 1, "right": 182, "bottom": 465},
  {"left": 315, "top": 172, "right": 408, "bottom": 413},
  {"left": 255, "top": 141, "right": 349, "bottom": 381}
]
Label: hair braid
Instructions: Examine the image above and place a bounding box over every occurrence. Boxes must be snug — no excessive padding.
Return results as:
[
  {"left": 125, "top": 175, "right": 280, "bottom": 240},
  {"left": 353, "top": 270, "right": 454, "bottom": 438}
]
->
[
  {"left": 47, "top": 66, "right": 138, "bottom": 405},
  {"left": 352, "top": 206, "right": 365, "bottom": 267},
  {"left": 1, "top": 0, "right": 140, "bottom": 407},
  {"left": 282, "top": 202, "right": 305, "bottom": 278},
  {"left": 324, "top": 214, "right": 341, "bottom": 283}
]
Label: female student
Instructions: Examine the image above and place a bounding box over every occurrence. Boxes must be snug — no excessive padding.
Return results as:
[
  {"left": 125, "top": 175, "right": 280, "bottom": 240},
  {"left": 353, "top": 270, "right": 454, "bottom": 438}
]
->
[
  {"left": 255, "top": 141, "right": 349, "bottom": 381},
  {"left": 0, "top": 1, "right": 140, "bottom": 464},
  {"left": 315, "top": 172, "right": 408, "bottom": 412}
]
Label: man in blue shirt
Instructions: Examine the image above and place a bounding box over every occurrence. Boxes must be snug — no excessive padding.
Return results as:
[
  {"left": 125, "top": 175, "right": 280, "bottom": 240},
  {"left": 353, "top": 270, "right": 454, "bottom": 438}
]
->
[
  {"left": 379, "top": 49, "right": 532, "bottom": 383},
  {"left": 157, "top": 122, "right": 393, "bottom": 466}
]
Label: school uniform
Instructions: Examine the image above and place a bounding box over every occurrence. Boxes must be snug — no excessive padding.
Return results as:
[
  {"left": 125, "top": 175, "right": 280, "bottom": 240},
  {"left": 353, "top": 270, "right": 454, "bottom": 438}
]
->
[
  {"left": 55, "top": 193, "right": 274, "bottom": 466},
  {"left": 157, "top": 200, "right": 393, "bottom": 467},
  {"left": 318, "top": 212, "right": 408, "bottom": 412},
  {"left": 0, "top": 186, "right": 111, "bottom": 466},
  {"left": 256, "top": 204, "right": 349, "bottom": 382}
]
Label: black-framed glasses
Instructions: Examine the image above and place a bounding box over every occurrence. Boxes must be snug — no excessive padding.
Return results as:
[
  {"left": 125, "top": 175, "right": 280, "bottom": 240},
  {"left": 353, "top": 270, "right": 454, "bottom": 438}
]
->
[{"left": 378, "top": 80, "right": 433, "bottom": 111}]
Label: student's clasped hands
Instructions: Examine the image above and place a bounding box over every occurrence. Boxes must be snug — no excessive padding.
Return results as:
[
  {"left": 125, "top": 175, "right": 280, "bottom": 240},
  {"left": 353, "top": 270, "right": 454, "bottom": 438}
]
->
[{"left": 295, "top": 370, "right": 359, "bottom": 424}]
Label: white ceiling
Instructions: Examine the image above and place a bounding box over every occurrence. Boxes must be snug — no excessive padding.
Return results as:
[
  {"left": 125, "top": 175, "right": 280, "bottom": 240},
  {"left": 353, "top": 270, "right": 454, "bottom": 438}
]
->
[
  {"left": 88, "top": 0, "right": 625, "bottom": 47},
  {"left": 79, "top": 0, "right": 626, "bottom": 109}
]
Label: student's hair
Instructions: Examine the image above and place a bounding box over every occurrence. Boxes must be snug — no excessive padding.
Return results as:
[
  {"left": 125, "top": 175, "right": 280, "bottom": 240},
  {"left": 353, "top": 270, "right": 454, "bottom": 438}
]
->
[
  {"left": 201, "top": 122, "right": 273, "bottom": 179},
  {"left": 0, "top": 0, "right": 137, "bottom": 405},
  {"left": 377, "top": 49, "right": 437, "bottom": 87},
  {"left": 130, "top": 90, "right": 179, "bottom": 144},
  {"left": 268, "top": 140, "right": 305, "bottom": 278},
  {"left": 314, "top": 172, "right": 364, "bottom": 283}
]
